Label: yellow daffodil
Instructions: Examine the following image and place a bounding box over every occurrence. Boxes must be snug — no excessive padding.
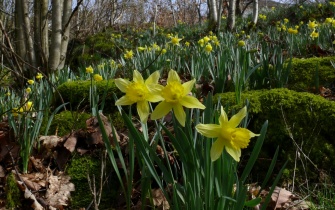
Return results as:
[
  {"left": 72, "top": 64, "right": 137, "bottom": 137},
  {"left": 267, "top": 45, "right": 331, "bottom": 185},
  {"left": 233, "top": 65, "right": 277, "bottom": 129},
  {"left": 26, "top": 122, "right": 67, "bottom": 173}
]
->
[
  {"left": 138, "top": 47, "right": 146, "bottom": 51},
  {"left": 161, "top": 49, "right": 167, "bottom": 54},
  {"left": 86, "top": 66, "right": 93, "bottom": 74},
  {"left": 325, "top": 18, "right": 334, "bottom": 24},
  {"left": 115, "top": 70, "right": 163, "bottom": 123},
  {"left": 27, "top": 80, "right": 34, "bottom": 85},
  {"left": 310, "top": 30, "right": 319, "bottom": 39},
  {"left": 36, "top": 73, "right": 43, "bottom": 80},
  {"left": 12, "top": 108, "right": 19, "bottom": 117},
  {"left": 259, "top": 14, "right": 267, "bottom": 20},
  {"left": 93, "top": 74, "right": 103, "bottom": 81},
  {"left": 151, "top": 70, "right": 205, "bottom": 126},
  {"left": 6, "top": 92, "right": 10, "bottom": 96},
  {"left": 287, "top": 27, "right": 298, "bottom": 35},
  {"left": 238, "top": 40, "right": 245, "bottom": 47},
  {"left": 284, "top": 18, "right": 289, "bottom": 23},
  {"left": 308, "top": 21, "right": 318, "bottom": 29},
  {"left": 26, "top": 87, "right": 31, "bottom": 93},
  {"left": 205, "top": 44, "right": 213, "bottom": 53},
  {"left": 185, "top": 41, "right": 190, "bottom": 47},
  {"left": 195, "top": 106, "right": 259, "bottom": 162},
  {"left": 198, "top": 39, "right": 204, "bottom": 47},
  {"left": 124, "top": 50, "right": 134, "bottom": 59},
  {"left": 25, "top": 101, "right": 33, "bottom": 111},
  {"left": 203, "top": 36, "right": 210, "bottom": 43},
  {"left": 171, "top": 35, "right": 182, "bottom": 46}
]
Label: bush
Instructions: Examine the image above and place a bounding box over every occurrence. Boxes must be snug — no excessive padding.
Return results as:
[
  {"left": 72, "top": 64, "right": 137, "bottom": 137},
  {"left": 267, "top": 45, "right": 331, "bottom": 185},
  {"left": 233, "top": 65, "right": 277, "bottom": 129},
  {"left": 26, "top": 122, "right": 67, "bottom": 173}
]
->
[
  {"left": 287, "top": 56, "right": 335, "bottom": 91},
  {"left": 56, "top": 80, "right": 122, "bottom": 114},
  {"left": 215, "top": 88, "right": 335, "bottom": 182}
]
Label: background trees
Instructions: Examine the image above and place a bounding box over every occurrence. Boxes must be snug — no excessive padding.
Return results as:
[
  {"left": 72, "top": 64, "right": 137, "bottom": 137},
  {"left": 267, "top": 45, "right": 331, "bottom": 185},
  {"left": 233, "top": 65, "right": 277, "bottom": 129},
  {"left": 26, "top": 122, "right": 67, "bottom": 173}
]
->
[{"left": 0, "top": 0, "right": 299, "bottom": 87}]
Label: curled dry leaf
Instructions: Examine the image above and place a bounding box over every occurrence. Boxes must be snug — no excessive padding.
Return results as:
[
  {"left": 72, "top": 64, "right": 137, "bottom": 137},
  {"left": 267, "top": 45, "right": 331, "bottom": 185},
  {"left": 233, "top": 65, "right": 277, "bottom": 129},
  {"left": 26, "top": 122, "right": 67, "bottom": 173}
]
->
[
  {"left": 151, "top": 188, "right": 170, "bottom": 210},
  {"left": 63, "top": 135, "right": 77, "bottom": 153},
  {"left": 39, "top": 135, "right": 63, "bottom": 150},
  {"left": 20, "top": 172, "right": 46, "bottom": 191},
  {"left": 86, "top": 113, "right": 120, "bottom": 147},
  {"left": 270, "top": 186, "right": 297, "bottom": 209},
  {"left": 45, "top": 172, "right": 75, "bottom": 207}
]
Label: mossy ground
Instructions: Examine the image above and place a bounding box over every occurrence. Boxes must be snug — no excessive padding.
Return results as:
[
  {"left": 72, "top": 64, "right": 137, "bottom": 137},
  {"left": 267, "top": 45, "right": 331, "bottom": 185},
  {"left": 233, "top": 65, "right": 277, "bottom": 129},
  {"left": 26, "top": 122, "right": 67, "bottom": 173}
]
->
[{"left": 66, "top": 150, "right": 120, "bottom": 209}]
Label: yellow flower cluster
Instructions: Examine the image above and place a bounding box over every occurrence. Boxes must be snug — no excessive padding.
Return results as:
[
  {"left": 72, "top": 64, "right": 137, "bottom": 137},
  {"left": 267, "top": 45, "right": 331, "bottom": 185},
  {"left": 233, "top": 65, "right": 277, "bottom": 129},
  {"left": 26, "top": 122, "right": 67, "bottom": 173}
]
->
[
  {"left": 259, "top": 14, "right": 267, "bottom": 21},
  {"left": 197, "top": 34, "right": 219, "bottom": 52}
]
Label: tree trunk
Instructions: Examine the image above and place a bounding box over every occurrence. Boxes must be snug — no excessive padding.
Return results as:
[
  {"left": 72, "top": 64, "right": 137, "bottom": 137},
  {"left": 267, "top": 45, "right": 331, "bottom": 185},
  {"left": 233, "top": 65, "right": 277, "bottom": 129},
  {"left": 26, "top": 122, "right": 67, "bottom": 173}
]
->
[
  {"left": 208, "top": 0, "right": 218, "bottom": 32},
  {"left": 34, "top": 0, "right": 48, "bottom": 70},
  {"left": 14, "top": 0, "right": 26, "bottom": 70},
  {"left": 22, "top": 1, "right": 36, "bottom": 69},
  {"left": 49, "top": 0, "right": 62, "bottom": 72},
  {"left": 227, "top": 0, "right": 236, "bottom": 31},
  {"left": 252, "top": 0, "right": 259, "bottom": 25},
  {"left": 58, "top": 0, "right": 72, "bottom": 70}
]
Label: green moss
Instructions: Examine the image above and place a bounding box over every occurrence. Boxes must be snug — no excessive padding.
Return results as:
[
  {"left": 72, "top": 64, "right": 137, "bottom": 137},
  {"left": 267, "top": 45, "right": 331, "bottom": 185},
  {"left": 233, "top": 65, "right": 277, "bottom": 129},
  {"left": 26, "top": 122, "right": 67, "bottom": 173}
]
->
[
  {"left": 5, "top": 172, "right": 21, "bottom": 209},
  {"left": 67, "top": 151, "right": 119, "bottom": 209},
  {"left": 56, "top": 80, "right": 123, "bottom": 114},
  {"left": 288, "top": 56, "right": 335, "bottom": 91},
  {"left": 215, "top": 88, "right": 335, "bottom": 181},
  {"left": 41, "top": 111, "right": 91, "bottom": 136}
]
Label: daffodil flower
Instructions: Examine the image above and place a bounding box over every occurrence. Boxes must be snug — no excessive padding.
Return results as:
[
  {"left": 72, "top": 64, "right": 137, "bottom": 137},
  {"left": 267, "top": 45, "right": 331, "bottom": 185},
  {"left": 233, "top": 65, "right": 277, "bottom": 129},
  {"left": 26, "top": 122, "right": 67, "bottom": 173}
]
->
[
  {"left": 86, "top": 66, "right": 94, "bottom": 74},
  {"left": 115, "top": 70, "right": 163, "bottom": 123},
  {"left": 93, "top": 74, "right": 103, "bottom": 81},
  {"left": 195, "top": 106, "right": 259, "bottom": 162},
  {"left": 27, "top": 80, "right": 34, "bottom": 85},
  {"left": 170, "top": 35, "right": 182, "bottom": 46},
  {"left": 36, "top": 73, "right": 43, "bottom": 80},
  {"left": 151, "top": 70, "right": 205, "bottom": 126}
]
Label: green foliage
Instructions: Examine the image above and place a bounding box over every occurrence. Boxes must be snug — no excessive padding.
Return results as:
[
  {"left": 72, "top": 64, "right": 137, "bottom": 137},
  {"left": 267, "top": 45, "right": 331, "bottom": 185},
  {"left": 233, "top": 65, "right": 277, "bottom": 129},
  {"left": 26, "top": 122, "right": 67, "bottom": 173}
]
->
[
  {"left": 56, "top": 79, "right": 122, "bottom": 114},
  {"left": 5, "top": 172, "right": 21, "bottom": 209},
  {"left": 66, "top": 152, "right": 119, "bottom": 209},
  {"left": 288, "top": 56, "right": 335, "bottom": 91},
  {"left": 215, "top": 88, "right": 335, "bottom": 181},
  {"left": 40, "top": 110, "right": 91, "bottom": 136}
]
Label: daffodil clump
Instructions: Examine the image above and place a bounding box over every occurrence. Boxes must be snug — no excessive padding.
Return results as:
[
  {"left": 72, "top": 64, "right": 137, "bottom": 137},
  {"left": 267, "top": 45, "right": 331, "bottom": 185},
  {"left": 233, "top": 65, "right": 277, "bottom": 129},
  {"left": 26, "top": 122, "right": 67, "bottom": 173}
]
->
[{"left": 115, "top": 69, "right": 205, "bottom": 126}]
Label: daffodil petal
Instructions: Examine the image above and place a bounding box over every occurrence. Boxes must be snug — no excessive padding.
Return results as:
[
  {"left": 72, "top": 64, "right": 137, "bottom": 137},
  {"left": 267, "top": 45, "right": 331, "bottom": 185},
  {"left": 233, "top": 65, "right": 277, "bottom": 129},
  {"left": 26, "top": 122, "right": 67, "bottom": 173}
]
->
[
  {"left": 173, "top": 104, "right": 186, "bottom": 126},
  {"left": 137, "top": 101, "right": 149, "bottom": 123},
  {"left": 195, "top": 124, "right": 221, "bottom": 138},
  {"left": 180, "top": 96, "right": 205, "bottom": 109},
  {"left": 228, "top": 106, "right": 247, "bottom": 128},
  {"left": 167, "top": 70, "right": 180, "bottom": 83},
  {"left": 219, "top": 106, "right": 228, "bottom": 125},
  {"left": 115, "top": 96, "right": 134, "bottom": 105},
  {"left": 146, "top": 94, "right": 164, "bottom": 103},
  {"left": 114, "top": 78, "right": 131, "bottom": 93},
  {"left": 133, "top": 70, "right": 144, "bottom": 83},
  {"left": 145, "top": 71, "right": 160, "bottom": 85},
  {"left": 210, "top": 138, "right": 225, "bottom": 161},
  {"left": 151, "top": 101, "right": 172, "bottom": 120},
  {"left": 182, "top": 79, "right": 195, "bottom": 95},
  {"left": 225, "top": 146, "right": 241, "bottom": 162}
]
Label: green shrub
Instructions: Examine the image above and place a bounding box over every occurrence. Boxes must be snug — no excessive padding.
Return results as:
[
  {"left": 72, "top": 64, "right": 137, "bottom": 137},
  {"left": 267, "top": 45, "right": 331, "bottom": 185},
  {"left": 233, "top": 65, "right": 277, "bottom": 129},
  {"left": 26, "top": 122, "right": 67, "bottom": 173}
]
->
[
  {"left": 215, "top": 88, "right": 335, "bottom": 182},
  {"left": 287, "top": 56, "right": 335, "bottom": 91},
  {"left": 56, "top": 80, "right": 122, "bottom": 114}
]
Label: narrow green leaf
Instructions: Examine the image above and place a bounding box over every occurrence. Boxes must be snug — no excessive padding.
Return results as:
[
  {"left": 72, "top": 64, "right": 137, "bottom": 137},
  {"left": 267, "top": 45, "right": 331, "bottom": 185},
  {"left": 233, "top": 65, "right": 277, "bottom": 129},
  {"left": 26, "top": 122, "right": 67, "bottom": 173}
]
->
[
  {"left": 240, "top": 120, "right": 268, "bottom": 183},
  {"left": 244, "top": 197, "right": 261, "bottom": 207}
]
